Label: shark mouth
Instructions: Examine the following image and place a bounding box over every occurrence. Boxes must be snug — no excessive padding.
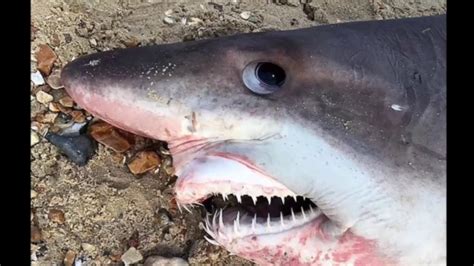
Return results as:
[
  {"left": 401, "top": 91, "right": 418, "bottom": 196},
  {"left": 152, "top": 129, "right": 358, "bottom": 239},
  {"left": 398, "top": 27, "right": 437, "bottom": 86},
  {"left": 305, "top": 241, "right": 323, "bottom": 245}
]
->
[
  {"left": 200, "top": 194, "right": 321, "bottom": 245},
  {"left": 173, "top": 153, "right": 326, "bottom": 247}
]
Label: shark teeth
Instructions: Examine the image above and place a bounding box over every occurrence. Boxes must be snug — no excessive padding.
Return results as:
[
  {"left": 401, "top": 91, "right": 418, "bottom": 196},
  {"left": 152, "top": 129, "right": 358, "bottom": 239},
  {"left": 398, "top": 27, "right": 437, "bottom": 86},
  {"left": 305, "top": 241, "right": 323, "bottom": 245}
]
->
[{"left": 201, "top": 205, "right": 323, "bottom": 243}]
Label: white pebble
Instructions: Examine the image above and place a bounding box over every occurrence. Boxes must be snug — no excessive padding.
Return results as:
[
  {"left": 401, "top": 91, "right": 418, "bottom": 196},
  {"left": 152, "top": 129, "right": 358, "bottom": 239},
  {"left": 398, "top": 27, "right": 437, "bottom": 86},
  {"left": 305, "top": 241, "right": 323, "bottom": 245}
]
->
[
  {"left": 240, "top": 11, "right": 251, "bottom": 20},
  {"left": 121, "top": 247, "right": 143, "bottom": 265},
  {"left": 31, "top": 71, "right": 45, "bottom": 86},
  {"left": 163, "top": 17, "right": 175, "bottom": 25}
]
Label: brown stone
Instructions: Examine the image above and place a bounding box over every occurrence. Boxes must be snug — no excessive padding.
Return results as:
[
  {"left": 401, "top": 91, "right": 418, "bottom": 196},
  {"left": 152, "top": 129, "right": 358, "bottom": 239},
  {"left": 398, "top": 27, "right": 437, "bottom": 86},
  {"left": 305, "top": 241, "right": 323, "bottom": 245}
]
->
[
  {"left": 36, "top": 44, "right": 57, "bottom": 76},
  {"left": 48, "top": 209, "right": 65, "bottom": 224},
  {"left": 127, "top": 151, "right": 161, "bottom": 175},
  {"left": 89, "top": 121, "right": 132, "bottom": 152}
]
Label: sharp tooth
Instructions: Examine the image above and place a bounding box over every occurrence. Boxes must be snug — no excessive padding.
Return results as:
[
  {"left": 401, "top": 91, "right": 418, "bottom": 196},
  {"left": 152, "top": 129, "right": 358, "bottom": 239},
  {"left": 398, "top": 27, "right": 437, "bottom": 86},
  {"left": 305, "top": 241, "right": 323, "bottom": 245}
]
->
[
  {"left": 291, "top": 208, "right": 296, "bottom": 222},
  {"left": 280, "top": 212, "right": 285, "bottom": 227},
  {"left": 222, "top": 194, "right": 226, "bottom": 201},
  {"left": 252, "top": 214, "right": 257, "bottom": 232},
  {"left": 219, "top": 209, "right": 224, "bottom": 228},
  {"left": 233, "top": 218, "right": 238, "bottom": 234},
  {"left": 266, "top": 196, "right": 272, "bottom": 204},
  {"left": 236, "top": 211, "right": 240, "bottom": 228},
  {"left": 177, "top": 203, "right": 183, "bottom": 213},
  {"left": 183, "top": 205, "right": 192, "bottom": 213},
  {"left": 293, "top": 195, "right": 298, "bottom": 202},
  {"left": 301, "top": 206, "right": 307, "bottom": 220},
  {"left": 282, "top": 197, "right": 286, "bottom": 205},
  {"left": 233, "top": 211, "right": 241, "bottom": 234},
  {"left": 212, "top": 211, "right": 218, "bottom": 228},
  {"left": 237, "top": 195, "right": 242, "bottom": 203},
  {"left": 204, "top": 235, "right": 220, "bottom": 246},
  {"left": 267, "top": 213, "right": 271, "bottom": 229},
  {"left": 251, "top": 195, "right": 257, "bottom": 205},
  {"left": 309, "top": 205, "right": 314, "bottom": 214}
]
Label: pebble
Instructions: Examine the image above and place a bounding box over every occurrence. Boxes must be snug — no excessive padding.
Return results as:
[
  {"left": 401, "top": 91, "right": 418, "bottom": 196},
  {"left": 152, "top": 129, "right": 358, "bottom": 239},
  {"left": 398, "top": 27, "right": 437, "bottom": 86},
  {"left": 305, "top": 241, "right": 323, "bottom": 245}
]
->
[
  {"left": 48, "top": 209, "right": 65, "bottom": 224},
  {"left": 31, "top": 131, "right": 40, "bottom": 146},
  {"left": 187, "top": 17, "right": 203, "bottom": 26},
  {"left": 240, "top": 11, "right": 251, "bottom": 20},
  {"left": 35, "top": 112, "right": 58, "bottom": 124},
  {"left": 31, "top": 225, "right": 43, "bottom": 242},
  {"left": 164, "top": 9, "right": 173, "bottom": 16},
  {"left": 45, "top": 132, "right": 97, "bottom": 166},
  {"left": 121, "top": 247, "right": 143, "bottom": 265},
  {"left": 36, "top": 44, "right": 57, "bottom": 75},
  {"left": 59, "top": 96, "right": 74, "bottom": 107},
  {"left": 31, "top": 189, "right": 38, "bottom": 198},
  {"left": 127, "top": 151, "right": 162, "bottom": 175},
  {"left": 89, "top": 121, "right": 131, "bottom": 153},
  {"left": 36, "top": 90, "right": 54, "bottom": 105},
  {"left": 59, "top": 122, "right": 87, "bottom": 136},
  {"left": 81, "top": 243, "right": 96, "bottom": 253},
  {"left": 31, "top": 71, "right": 45, "bottom": 86},
  {"left": 63, "top": 250, "right": 76, "bottom": 266},
  {"left": 163, "top": 17, "right": 175, "bottom": 25},
  {"left": 49, "top": 102, "right": 61, "bottom": 112},
  {"left": 89, "top": 38, "right": 97, "bottom": 46},
  {"left": 70, "top": 110, "right": 86, "bottom": 123},
  {"left": 144, "top": 256, "right": 189, "bottom": 266},
  {"left": 46, "top": 69, "right": 63, "bottom": 89}
]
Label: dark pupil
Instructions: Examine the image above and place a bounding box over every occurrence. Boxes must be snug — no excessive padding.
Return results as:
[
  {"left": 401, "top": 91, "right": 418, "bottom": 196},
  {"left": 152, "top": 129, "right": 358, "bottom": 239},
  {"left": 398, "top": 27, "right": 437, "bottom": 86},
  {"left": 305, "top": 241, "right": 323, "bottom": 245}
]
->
[{"left": 256, "top": 63, "right": 286, "bottom": 86}]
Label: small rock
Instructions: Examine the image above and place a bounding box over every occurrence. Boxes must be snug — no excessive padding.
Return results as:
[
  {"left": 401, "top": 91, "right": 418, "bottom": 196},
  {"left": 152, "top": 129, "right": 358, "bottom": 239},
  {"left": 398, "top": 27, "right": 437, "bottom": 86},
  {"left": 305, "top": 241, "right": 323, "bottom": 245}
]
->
[
  {"left": 31, "top": 131, "right": 40, "bottom": 146},
  {"left": 49, "top": 102, "right": 61, "bottom": 112},
  {"left": 31, "top": 71, "right": 45, "bottom": 86},
  {"left": 35, "top": 112, "right": 58, "bottom": 124},
  {"left": 89, "top": 121, "right": 132, "bottom": 153},
  {"left": 163, "top": 17, "right": 175, "bottom": 25},
  {"left": 36, "top": 44, "right": 57, "bottom": 76},
  {"left": 31, "top": 190, "right": 37, "bottom": 198},
  {"left": 144, "top": 256, "right": 188, "bottom": 266},
  {"left": 127, "top": 151, "right": 161, "bottom": 175},
  {"left": 121, "top": 247, "right": 143, "bottom": 265},
  {"left": 64, "top": 250, "right": 76, "bottom": 266},
  {"left": 59, "top": 122, "right": 87, "bottom": 136},
  {"left": 48, "top": 209, "right": 65, "bottom": 224},
  {"left": 110, "top": 252, "right": 122, "bottom": 262},
  {"left": 45, "top": 132, "right": 97, "bottom": 166},
  {"left": 31, "top": 225, "right": 43, "bottom": 242},
  {"left": 89, "top": 38, "right": 97, "bottom": 47},
  {"left": 287, "top": 0, "right": 300, "bottom": 6},
  {"left": 46, "top": 69, "right": 63, "bottom": 89},
  {"left": 59, "top": 96, "right": 74, "bottom": 107},
  {"left": 81, "top": 243, "right": 96, "bottom": 253},
  {"left": 187, "top": 17, "right": 203, "bottom": 26},
  {"left": 35, "top": 90, "right": 54, "bottom": 105},
  {"left": 155, "top": 208, "right": 172, "bottom": 225},
  {"left": 123, "top": 37, "right": 140, "bottom": 48},
  {"left": 164, "top": 9, "right": 173, "bottom": 16},
  {"left": 240, "top": 11, "right": 251, "bottom": 20},
  {"left": 70, "top": 110, "right": 86, "bottom": 123},
  {"left": 31, "top": 121, "right": 49, "bottom": 136}
]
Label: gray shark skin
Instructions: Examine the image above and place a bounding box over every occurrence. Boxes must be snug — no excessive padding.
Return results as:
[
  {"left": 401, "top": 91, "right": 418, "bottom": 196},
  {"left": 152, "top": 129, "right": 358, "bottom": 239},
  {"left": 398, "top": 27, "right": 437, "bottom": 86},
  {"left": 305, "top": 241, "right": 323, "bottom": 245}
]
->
[{"left": 62, "top": 15, "right": 446, "bottom": 265}]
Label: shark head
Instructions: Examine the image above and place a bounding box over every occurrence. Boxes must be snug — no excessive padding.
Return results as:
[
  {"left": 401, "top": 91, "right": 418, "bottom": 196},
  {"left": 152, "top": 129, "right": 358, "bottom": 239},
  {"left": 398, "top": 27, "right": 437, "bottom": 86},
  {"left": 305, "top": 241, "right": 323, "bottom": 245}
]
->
[{"left": 62, "top": 15, "right": 446, "bottom": 265}]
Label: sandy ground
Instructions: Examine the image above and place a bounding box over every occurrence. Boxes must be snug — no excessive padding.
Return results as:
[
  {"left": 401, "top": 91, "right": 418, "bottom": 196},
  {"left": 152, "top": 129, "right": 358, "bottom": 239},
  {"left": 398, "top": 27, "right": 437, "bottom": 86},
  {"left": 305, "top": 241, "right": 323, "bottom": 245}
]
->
[{"left": 31, "top": 0, "right": 446, "bottom": 265}]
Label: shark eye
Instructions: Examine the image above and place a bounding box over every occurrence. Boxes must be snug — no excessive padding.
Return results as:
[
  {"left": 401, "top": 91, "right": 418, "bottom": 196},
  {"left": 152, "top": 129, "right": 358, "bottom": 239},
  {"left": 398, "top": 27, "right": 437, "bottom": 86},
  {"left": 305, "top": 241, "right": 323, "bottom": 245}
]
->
[{"left": 243, "top": 61, "right": 286, "bottom": 95}]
